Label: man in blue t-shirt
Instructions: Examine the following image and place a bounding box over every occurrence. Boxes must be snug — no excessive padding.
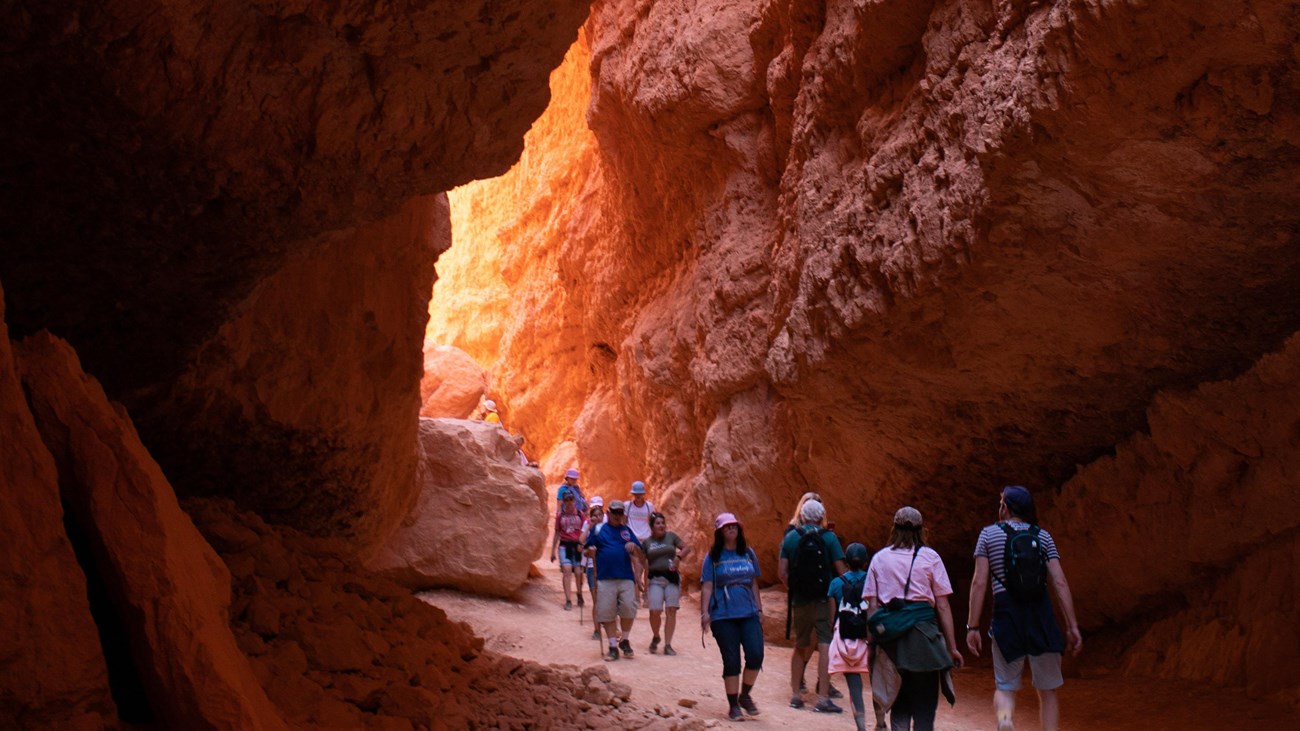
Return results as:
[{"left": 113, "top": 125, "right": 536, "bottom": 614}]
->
[{"left": 585, "top": 500, "right": 645, "bottom": 661}]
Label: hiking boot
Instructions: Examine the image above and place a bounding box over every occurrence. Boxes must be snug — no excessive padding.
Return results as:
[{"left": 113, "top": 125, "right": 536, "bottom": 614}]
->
[
  {"left": 813, "top": 698, "right": 844, "bottom": 714},
  {"left": 663, "top": 644, "right": 676, "bottom": 656},
  {"left": 738, "top": 694, "right": 760, "bottom": 716},
  {"left": 789, "top": 696, "right": 805, "bottom": 709},
  {"left": 728, "top": 706, "right": 745, "bottom": 722},
  {"left": 619, "top": 639, "right": 634, "bottom": 658},
  {"left": 605, "top": 646, "right": 619, "bottom": 662},
  {"left": 564, "top": 600, "right": 572, "bottom": 610},
  {"left": 828, "top": 682, "right": 843, "bottom": 699},
  {"left": 649, "top": 636, "right": 661, "bottom": 654}
]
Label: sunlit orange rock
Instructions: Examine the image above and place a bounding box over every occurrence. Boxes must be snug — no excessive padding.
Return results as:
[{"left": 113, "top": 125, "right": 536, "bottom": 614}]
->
[
  {"left": 420, "top": 343, "right": 488, "bottom": 419},
  {"left": 16, "top": 332, "right": 287, "bottom": 731},
  {"left": 0, "top": 287, "right": 115, "bottom": 729},
  {"left": 368, "top": 418, "right": 546, "bottom": 596}
]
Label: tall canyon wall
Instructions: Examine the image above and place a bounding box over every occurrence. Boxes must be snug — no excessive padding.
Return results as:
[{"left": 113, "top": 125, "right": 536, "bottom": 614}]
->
[{"left": 429, "top": 0, "right": 1300, "bottom": 704}]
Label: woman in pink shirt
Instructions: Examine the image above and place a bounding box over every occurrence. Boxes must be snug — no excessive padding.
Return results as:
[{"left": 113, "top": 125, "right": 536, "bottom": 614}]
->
[{"left": 864, "top": 506, "right": 962, "bottom": 731}]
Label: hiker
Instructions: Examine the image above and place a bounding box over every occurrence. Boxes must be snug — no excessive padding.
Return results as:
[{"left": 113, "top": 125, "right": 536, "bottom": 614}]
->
[
  {"left": 700, "top": 512, "right": 764, "bottom": 722},
  {"left": 780, "top": 499, "right": 847, "bottom": 713},
  {"left": 643, "top": 512, "right": 689, "bottom": 655},
  {"left": 556, "top": 468, "right": 588, "bottom": 514},
  {"left": 784, "top": 491, "right": 843, "bottom": 700},
  {"left": 549, "top": 491, "right": 586, "bottom": 610},
  {"left": 626, "top": 480, "right": 655, "bottom": 542},
  {"left": 865, "top": 506, "right": 962, "bottom": 731},
  {"left": 580, "top": 497, "right": 606, "bottom": 641},
  {"left": 965, "top": 486, "right": 1082, "bottom": 731},
  {"left": 828, "top": 542, "right": 886, "bottom": 731},
  {"left": 480, "top": 399, "right": 501, "bottom": 425},
  {"left": 584, "top": 499, "right": 645, "bottom": 661}
]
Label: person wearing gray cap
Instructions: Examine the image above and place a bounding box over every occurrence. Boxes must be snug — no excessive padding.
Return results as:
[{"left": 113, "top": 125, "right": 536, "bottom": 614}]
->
[
  {"left": 965, "top": 486, "right": 1082, "bottom": 731},
  {"left": 864, "top": 506, "right": 962, "bottom": 731},
  {"left": 584, "top": 499, "right": 645, "bottom": 661},
  {"left": 780, "top": 498, "right": 847, "bottom": 713}
]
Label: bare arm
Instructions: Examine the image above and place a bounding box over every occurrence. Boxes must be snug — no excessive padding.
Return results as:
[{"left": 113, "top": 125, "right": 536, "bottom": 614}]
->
[
  {"left": 700, "top": 581, "right": 714, "bottom": 630},
  {"left": 778, "top": 556, "right": 790, "bottom": 586},
  {"left": 935, "top": 595, "right": 964, "bottom": 668},
  {"left": 966, "top": 556, "right": 990, "bottom": 655},
  {"left": 1047, "top": 559, "right": 1083, "bottom": 655},
  {"left": 549, "top": 518, "right": 561, "bottom": 561}
]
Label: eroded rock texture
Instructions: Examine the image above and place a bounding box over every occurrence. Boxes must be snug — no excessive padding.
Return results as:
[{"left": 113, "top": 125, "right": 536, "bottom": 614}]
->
[
  {"left": 429, "top": 0, "right": 1300, "bottom": 703},
  {"left": 0, "top": 289, "right": 115, "bottom": 729},
  {"left": 0, "top": 0, "right": 591, "bottom": 549},
  {"left": 419, "top": 343, "right": 488, "bottom": 419},
  {"left": 368, "top": 419, "right": 547, "bottom": 596},
  {"left": 17, "top": 332, "right": 287, "bottom": 730}
]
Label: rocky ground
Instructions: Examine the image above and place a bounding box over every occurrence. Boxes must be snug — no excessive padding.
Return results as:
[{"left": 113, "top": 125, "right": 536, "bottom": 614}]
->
[{"left": 422, "top": 562, "right": 1300, "bottom": 730}]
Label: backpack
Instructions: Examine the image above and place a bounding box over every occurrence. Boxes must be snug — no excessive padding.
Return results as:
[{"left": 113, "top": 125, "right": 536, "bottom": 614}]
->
[
  {"left": 836, "top": 575, "right": 869, "bottom": 641},
  {"left": 997, "top": 523, "right": 1048, "bottom": 602},
  {"left": 789, "top": 527, "right": 831, "bottom": 602}
]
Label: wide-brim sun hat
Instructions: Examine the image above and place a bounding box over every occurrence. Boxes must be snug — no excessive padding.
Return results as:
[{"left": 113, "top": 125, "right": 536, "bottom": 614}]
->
[
  {"left": 630, "top": 480, "right": 646, "bottom": 494},
  {"left": 484, "top": 400, "right": 497, "bottom": 411},
  {"left": 715, "top": 512, "right": 741, "bottom": 530}
]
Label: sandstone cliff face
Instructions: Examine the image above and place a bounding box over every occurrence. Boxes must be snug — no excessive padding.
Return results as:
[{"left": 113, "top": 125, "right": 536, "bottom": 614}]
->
[
  {"left": 0, "top": 0, "right": 592, "bottom": 549},
  {"left": 428, "top": 0, "right": 1300, "bottom": 702},
  {"left": 0, "top": 289, "right": 115, "bottom": 728}
]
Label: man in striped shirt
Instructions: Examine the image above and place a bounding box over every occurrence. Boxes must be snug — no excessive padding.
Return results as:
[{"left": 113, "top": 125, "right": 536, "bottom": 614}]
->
[{"left": 965, "top": 486, "right": 1082, "bottom": 731}]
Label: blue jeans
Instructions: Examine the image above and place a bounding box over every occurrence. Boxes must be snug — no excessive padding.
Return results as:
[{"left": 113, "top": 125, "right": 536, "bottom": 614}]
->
[{"left": 710, "top": 614, "right": 764, "bottom": 677}]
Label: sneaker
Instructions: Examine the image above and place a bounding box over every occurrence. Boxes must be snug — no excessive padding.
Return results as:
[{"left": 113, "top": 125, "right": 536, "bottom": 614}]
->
[
  {"left": 728, "top": 706, "right": 745, "bottom": 722},
  {"left": 828, "top": 682, "right": 843, "bottom": 699},
  {"left": 789, "top": 696, "right": 805, "bottom": 709},
  {"left": 649, "top": 636, "right": 661, "bottom": 654},
  {"left": 738, "top": 694, "right": 760, "bottom": 716},
  {"left": 605, "top": 646, "right": 619, "bottom": 662},
  {"left": 813, "top": 699, "right": 844, "bottom": 714},
  {"left": 619, "top": 639, "right": 634, "bottom": 658},
  {"left": 564, "top": 600, "right": 572, "bottom": 610},
  {"left": 663, "top": 644, "right": 677, "bottom": 656}
]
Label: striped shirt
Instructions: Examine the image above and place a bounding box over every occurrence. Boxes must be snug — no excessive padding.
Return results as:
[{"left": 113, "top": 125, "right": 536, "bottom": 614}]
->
[{"left": 974, "top": 522, "right": 1060, "bottom": 595}]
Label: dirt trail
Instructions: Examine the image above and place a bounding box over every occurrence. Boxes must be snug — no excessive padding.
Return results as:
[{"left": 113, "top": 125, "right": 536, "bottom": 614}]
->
[{"left": 421, "top": 563, "right": 1299, "bottom": 729}]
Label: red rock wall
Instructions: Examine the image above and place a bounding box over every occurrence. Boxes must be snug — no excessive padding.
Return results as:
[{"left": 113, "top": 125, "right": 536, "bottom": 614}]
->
[
  {"left": 428, "top": 0, "right": 1300, "bottom": 702},
  {"left": 0, "top": 286, "right": 116, "bottom": 728}
]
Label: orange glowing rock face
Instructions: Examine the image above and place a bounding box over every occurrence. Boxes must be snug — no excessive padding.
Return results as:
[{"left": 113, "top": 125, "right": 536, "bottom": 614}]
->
[{"left": 426, "top": 0, "right": 1300, "bottom": 706}]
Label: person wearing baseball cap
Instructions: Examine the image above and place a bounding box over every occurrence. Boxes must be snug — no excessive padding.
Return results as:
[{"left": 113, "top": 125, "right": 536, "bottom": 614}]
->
[
  {"left": 584, "top": 499, "right": 645, "bottom": 661},
  {"left": 554, "top": 467, "right": 587, "bottom": 514},
  {"left": 864, "top": 506, "right": 963, "bottom": 729},
  {"left": 701, "top": 512, "right": 764, "bottom": 721}
]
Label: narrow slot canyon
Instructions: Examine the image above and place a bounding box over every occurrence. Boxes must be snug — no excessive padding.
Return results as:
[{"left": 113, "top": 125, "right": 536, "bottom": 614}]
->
[{"left": 3, "top": 1, "right": 1300, "bottom": 730}]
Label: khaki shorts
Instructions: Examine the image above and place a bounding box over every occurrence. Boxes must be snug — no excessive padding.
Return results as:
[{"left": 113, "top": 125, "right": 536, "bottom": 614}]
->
[
  {"left": 791, "top": 600, "right": 832, "bottom": 647},
  {"left": 992, "top": 639, "right": 1064, "bottom": 691},
  {"left": 596, "top": 579, "right": 638, "bottom": 622},
  {"left": 647, "top": 576, "right": 681, "bottom": 610}
]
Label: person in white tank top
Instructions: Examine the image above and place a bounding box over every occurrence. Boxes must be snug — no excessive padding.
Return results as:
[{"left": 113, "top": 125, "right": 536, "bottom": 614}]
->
[{"left": 626, "top": 480, "right": 655, "bottom": 541}]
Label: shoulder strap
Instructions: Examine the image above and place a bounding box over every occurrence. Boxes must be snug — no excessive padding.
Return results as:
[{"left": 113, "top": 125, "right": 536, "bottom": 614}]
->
[{"left": 901, "top": 546, "right": 921, "bottom": 600}]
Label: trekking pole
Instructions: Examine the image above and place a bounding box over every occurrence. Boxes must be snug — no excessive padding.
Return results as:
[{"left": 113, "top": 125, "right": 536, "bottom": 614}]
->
[{"left": 591, "top": 549, "right": 601, "bottom": 651}]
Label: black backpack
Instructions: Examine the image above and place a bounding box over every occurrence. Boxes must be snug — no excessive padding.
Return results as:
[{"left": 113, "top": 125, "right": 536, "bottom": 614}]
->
[
  {"left": 789, "top": 526, "right": 830, "bottom": 602},
  {"left": 836, "top": 575, "right": 869, "bottom": 640},
  {"left": 997, "top": 523, "right": 1048, "bottom": 602}
]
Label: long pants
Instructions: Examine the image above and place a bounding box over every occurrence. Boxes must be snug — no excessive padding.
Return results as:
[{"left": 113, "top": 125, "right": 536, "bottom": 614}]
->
[
  {"left": 890, "top": 669, "right": 938, "bottom": 731},
  {"left": 710, "top": 615, "right": 764, "bottom": 677}
]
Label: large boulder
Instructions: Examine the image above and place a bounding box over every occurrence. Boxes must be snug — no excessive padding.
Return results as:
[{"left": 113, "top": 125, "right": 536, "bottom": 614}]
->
[
  {"left": 419, "top": 343, "right": 488, "bottom": 419},
  {"left": 0, "top": 285, "right": 115, "bottom": 729},
  {"left": 368, "top": 419, "right": 546, "bottom": 596},
  {"left": 16, "top": 332, "right": 287, "bottom": 731}
]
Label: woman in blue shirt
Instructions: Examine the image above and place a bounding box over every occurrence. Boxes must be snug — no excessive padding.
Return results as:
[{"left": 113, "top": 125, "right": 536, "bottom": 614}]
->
[{"left": 700, "top": 512, "right": 764, "bottom": 722}]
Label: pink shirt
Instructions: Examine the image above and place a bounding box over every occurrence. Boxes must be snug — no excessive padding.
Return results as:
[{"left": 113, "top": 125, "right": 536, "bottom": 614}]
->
[{"left": 864, "top": 546, "right": 953, "bottom": 605}]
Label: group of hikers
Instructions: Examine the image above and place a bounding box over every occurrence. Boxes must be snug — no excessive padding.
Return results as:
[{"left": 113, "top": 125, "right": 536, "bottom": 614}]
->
[{"left": 550, "top": 473, "right": 1082, "bottom": 731}]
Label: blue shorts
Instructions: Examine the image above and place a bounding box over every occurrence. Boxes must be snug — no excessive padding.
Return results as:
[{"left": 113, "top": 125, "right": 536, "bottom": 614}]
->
[{"left": 558, "top": 542, "right": 581, "bottom": 568}]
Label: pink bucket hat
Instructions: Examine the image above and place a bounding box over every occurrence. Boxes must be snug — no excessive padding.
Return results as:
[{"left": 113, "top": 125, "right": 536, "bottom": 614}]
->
[{"left": 714, "top": 512, "right": 741, "bottom": 530}]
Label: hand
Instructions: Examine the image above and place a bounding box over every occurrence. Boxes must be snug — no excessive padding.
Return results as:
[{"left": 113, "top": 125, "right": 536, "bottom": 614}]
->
[
  {"left": 549, "top": 552, "right": 556, "bottom": 563},
  {"left": 700, "top": 614, "right": 711, "bottom": 631},
  {"left": 1067, "top": 625, "right": 1083, "bottom": 656},
  {"left": 966, "top": 628, "right": 982, "bottom": 656},
  {"left": 949, "top": 648, "right": 964, "bottom": 669}
]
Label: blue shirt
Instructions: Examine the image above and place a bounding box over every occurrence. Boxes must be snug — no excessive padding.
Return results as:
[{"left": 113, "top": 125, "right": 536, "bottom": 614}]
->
[
  {"left": 584, "top": 521, "right": 642, "bottom": 580},
  {"left": 701, "top": 548, "right": 761, "bottom": 621},
  {"left": 828, "top": 570, "right": 869, "bottom": 611}
]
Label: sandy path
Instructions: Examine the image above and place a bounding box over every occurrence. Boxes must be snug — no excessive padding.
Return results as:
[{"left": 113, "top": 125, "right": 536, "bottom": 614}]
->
[{"left": 421, "top": 563, "right": 1299, "bottom": 729}]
